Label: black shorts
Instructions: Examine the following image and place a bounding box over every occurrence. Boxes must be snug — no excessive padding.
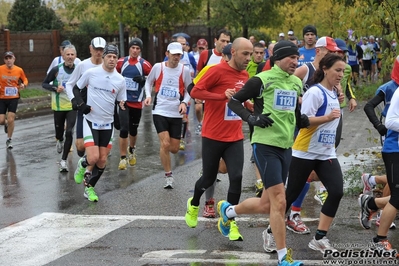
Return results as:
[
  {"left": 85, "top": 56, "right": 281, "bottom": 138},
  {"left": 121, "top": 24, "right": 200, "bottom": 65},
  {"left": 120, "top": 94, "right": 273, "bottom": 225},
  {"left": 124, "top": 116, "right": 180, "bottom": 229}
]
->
[
  {"left": 362, "top": 60, "right": 371, "bottom": 71},
  {"left": 152, "top": 114, "right": 182, "bottom": 139},
  {"left": 83, "top": 118, "right": 114, "bottom": 148},
  {"left": 350, "top": 65, "right": 359, "bottom": 74},
  {"left": 0, "top": 98, "right": 19, "bottom": 114},
  {"left": 252, "top": 143, "right": 292, "bottom": 188}
]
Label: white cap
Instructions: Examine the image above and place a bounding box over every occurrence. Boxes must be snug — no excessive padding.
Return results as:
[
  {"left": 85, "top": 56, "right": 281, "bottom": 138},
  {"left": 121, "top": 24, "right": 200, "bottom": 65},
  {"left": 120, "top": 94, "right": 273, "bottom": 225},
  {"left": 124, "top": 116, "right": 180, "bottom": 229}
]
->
[
  {"left": 279, "top": 33, "right": 285, "bottom": 37},
  {"left": 288, "top": 30, "right": 294, "bottom": 35},
  {"left": 91, "top": 37, "right": 106, "bottom": 49},
  {"left": 167, "top": 42, "right": 183, "bottom": 54},
  {"left": 369, "top": 35, "right": 375, "bottom": 40}
]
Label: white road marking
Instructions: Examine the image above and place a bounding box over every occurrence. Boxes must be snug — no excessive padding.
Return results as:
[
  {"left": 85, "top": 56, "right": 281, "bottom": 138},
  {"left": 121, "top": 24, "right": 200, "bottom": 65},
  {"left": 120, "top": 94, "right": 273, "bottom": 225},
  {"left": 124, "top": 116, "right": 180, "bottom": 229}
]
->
[
  {"left": 0, "top": 212, "right": 319, "bottom": 266},
  {"left": 140, "top": 250, "right": 325, "bottom": 265}
]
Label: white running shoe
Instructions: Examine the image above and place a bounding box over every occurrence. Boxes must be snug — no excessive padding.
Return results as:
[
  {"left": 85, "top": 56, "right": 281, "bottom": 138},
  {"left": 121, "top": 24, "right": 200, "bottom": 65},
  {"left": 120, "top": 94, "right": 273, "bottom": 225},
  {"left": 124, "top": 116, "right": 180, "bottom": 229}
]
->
[
  {"left": 308, "top": 237, "right": 338, "bottom": 254},
  {"left": 262, "top": 226, "right": 277, "bottom": 253},
  {"left": 361, "top": 173, "right": 373, "bottom": 195},
  {"left": 164, "top": 176, "right": 174, "bottom": 189},
  {"left": 59, "top": 160, "right": 68, "bottom": 172},
  {"left": 56, "top": 140, "right": 63, "bottom": 154}
]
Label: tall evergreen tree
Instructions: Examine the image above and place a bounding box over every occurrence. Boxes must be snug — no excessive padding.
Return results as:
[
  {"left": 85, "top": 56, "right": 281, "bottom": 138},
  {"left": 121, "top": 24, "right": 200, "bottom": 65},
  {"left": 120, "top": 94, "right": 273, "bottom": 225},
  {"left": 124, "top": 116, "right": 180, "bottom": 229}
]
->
[{"left": 7, "top": 0, "right": 63, "bottom": 31}]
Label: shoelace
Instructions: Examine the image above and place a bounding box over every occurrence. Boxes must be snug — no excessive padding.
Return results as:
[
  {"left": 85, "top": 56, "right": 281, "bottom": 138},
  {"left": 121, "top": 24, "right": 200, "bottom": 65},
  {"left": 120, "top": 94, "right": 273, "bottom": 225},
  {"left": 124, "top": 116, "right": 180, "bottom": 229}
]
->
[{"left": 284, "top": 248, "right": 294, "bottom": 263}]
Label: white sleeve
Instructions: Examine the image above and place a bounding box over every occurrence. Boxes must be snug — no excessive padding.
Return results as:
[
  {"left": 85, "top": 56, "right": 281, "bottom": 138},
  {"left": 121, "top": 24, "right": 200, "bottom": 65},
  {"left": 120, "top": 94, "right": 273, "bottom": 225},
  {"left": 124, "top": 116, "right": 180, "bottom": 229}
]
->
[
  {"left": 47, "top": 58, "right": 58, "bottom": 74},
  {"left": 116, "top": 78, "right": 127, "bottom": 102},
  {"left": 76, "top": 70, "right": 90, "bottom": 91},
  {"left": 182, "top": 67, "right": 192, "bottom": 103},
  {"left": 65, "top": 63, "right": 83, "bottom": 100},
  {"left": 301, "top": 86, "right": 324, "bottom": 117},
  {"left": 144, "top": 63, "right": 160, "bottom": 98},
  {"left": 385, "top": 88, "right": 399, "bottom": 132}
]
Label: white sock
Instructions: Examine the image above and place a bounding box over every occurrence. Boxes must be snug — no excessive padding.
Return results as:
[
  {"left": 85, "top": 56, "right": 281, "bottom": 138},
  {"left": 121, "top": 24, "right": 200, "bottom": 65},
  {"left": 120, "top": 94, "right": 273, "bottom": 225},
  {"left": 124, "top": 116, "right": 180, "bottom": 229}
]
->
[
  {"left": 225, "top": 206, "right": 237, "bottom": 218},
  {"left": 277, "top": 248, "right": 288, "bottom": 262},
  {"left": 319, "top": 183, "right": 327, "bottom": 193}
]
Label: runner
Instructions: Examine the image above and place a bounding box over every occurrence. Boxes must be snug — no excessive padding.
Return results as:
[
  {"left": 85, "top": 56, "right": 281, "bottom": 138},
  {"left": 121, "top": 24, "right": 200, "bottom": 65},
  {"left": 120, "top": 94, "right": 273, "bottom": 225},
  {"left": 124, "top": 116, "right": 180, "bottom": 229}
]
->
[
  {"left": 143, "top": 42, "right": 191, "bottom": 189},
  {"left": 42, "top": 45, "right": 77, "bottom": 172},
  {"left": 72, "top": 44, "right": 126, "bottom": 202},
  {"left": 116, "top": 38, "right": 152, "bottom": 170},
  {"left": 215, "top": 40, "right": 305, "bottom": 266},
  {"left": 184, "top": 37, "right": 253, "bottom": 242},
  {"left": 285, "top": 53, "right": 345, "bottom": 254},
  {"left": 0, "top": 51, "right": 28, "bottom": 149}
]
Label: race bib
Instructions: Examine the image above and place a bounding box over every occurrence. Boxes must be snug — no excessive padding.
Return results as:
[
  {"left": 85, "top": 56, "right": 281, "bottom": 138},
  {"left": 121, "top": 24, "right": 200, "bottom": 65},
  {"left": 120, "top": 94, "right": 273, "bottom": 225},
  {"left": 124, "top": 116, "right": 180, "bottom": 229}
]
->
[
  {"left": 125, "top": 77, "right": 138, "bottom": 91},
  {"left": 5, "top": 87, "right": 18, "bottom": 96},
  {"left": 92, "top": 123, "right": 111, "bottom": 130},
  {"left": 348, "top": 55, "right": 357, "bottom": 62},
  {"left": 224, "top": 103, "right": 241, "bottom": 121},
  {"left": 317, "top": 129, "right": 336, "bottom": 148},
  {"left": 160, "top": 86, "right": 177, "bottom": 98},
  {"left": 273, "top": 89, "right": 296, "bottom": 111}
]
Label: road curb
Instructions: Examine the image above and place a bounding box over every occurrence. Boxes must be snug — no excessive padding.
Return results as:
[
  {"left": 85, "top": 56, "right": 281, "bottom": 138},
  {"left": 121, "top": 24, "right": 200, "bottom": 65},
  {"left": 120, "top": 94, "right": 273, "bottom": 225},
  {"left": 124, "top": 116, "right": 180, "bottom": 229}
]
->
[{"left": 16, "top": 95, "right": 52, "bottom": 120}]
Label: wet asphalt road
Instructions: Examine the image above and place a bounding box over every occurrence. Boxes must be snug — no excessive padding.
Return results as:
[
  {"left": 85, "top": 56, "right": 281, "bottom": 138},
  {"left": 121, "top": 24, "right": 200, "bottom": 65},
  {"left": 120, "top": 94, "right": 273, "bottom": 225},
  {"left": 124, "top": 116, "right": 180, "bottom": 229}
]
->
[{"left": 0, "top": 102, "right": 398, "bottom": 265}]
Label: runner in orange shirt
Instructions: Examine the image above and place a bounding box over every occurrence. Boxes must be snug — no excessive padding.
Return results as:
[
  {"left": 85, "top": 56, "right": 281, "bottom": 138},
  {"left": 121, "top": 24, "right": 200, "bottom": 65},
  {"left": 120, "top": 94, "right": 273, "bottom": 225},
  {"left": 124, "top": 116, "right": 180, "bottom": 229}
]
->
[{"left": 0, "top": 51, "right": 28, "bottom": 149}]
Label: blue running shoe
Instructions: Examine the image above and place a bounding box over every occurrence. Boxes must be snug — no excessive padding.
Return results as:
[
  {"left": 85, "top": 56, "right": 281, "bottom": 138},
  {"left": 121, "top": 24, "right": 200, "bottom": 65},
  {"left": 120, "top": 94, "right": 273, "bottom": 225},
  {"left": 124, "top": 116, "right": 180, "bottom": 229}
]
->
[
  {"left": 217, "top": 200, "right": 232, "bottom": 237},
  {"left": 278, "top": 248, "right": 303, "bottom": 266}
]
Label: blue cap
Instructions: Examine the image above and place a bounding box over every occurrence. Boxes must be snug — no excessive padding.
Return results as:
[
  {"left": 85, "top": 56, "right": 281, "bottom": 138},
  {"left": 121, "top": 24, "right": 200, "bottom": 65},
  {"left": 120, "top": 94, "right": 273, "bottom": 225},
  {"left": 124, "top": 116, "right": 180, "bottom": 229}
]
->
[
  {"left": 334, "top": 38, "right": 348, "bottom": 52},
  {"left": 60, "top": 40, "right": 71, "bottom": 48},
  {"left": 222, "top": 43, "right": 232, "bottom": 60}
]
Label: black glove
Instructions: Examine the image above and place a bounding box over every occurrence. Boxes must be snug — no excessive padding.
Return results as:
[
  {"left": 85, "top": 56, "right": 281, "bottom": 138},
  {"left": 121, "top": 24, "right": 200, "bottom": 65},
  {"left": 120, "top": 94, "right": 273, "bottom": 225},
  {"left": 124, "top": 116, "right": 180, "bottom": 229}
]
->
[
  {"left": 71, "top": 98, "right": 79, "bottom": 110},
  {"left": 247, "top": 113, "right": 274, "bottom": 128},
  {"left": 375, "top": 123, "right": 387, "bottom": 136},
  {"left": 297, "top": 114, "right": 310, "bottom": 129},
  {"left": 79, "top": 103, "right": 91, "bottom": 115},
  {"left": 133, "top": 76, "right": 146, "bottom": 87}
]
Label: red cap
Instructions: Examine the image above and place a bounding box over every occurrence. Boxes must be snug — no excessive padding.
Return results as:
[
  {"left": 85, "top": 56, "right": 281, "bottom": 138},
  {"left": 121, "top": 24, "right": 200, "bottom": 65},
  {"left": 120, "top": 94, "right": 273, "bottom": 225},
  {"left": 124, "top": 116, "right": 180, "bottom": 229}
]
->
[
  {"left": 315, "top": 37, "right": 341, "bottom": 52},
  {"left": 197, "top": 39, "right": 208, "bottom": 48},
  {"left": 392, "top": 56, "right": 399, "bottom": 84}
]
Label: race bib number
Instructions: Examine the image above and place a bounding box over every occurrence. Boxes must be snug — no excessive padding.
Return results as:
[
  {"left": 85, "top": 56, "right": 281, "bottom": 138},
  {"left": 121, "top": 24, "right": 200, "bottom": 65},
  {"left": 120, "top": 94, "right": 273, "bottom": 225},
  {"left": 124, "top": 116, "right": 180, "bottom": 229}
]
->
[
  {"left": 224, "top": 103, "right": 241, "bottom": 121},
  {"left": 348, "top": 55, "right": 357, "bottom": 62},
  {"left": 160, "top": 86, "right": 177, "bottom": 98},
  {"left": 92, "top": 123, "right": 111, "bottom": 130},
  {"left": 273, "top": 89, "right": 296, "bottom": 111},
  {"left": 125, "top": 77, "right": 138, "bottom": 91},
  {"left": 317, "top": 129, "right": 336, "bottom": 148},
  {"left": 5, "top": 87, "right": 18, "bottom": 96}
]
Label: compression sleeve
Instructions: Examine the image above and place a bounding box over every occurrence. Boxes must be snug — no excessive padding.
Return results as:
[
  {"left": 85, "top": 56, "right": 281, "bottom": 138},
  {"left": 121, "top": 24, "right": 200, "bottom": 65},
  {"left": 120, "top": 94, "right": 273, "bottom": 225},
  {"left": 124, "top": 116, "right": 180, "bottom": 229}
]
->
[
  {"left": 364, "top": 90, "right": 385, "bottom": 128},
  {"left": 228, "top": 77, "right": 263, "bottom": 121},
  {"left": 72, "top": 84, "right": 84, "bottom": 105},
  {"left": 345, "top": 82, "right": 356, "bottom": 100},
  {"left": 42, "top": 66, "right": 58, "bottom": 91}
]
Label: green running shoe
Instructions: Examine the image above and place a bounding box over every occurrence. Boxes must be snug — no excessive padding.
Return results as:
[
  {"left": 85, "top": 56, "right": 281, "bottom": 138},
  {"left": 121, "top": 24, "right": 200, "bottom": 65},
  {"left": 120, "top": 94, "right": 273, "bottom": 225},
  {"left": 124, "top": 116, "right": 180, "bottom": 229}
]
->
[
  {"left": 84, "top": 186, "right": 98, "bottom": 202},
  {"left": 185, "top": 197, "right": 199, "bottom": 228},
  {"left": 74, "top": 157, "right": 86, "bottom": 184},
  {"left": 229, "top": 220, "right": 243, "bottom": 241}
]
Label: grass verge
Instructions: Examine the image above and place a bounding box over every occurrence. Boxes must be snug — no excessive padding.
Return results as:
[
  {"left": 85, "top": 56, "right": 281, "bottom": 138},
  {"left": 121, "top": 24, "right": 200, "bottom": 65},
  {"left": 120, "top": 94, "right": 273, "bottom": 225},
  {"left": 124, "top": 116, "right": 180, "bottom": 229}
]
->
[{"left": 20, "top": 88, "right": 50, "bottom": 99}]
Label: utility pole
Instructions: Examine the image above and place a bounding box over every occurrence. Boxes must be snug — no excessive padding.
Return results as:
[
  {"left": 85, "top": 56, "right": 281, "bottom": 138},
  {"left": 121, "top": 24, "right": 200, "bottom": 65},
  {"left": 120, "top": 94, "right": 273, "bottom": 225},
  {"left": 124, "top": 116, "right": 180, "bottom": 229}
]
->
[{"left": 119, "top": 11, "right": 125, "bottom": 57}]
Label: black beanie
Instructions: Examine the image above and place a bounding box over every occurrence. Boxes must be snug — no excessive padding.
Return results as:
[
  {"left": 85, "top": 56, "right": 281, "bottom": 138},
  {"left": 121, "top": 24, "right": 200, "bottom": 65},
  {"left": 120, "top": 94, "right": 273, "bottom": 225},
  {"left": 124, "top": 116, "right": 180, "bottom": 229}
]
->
[
  {"left": 272, "top": 41, "right": 299, "bottom": 61},
  {"left": 303, "top": 25, "right": 317, "bottom": 36},
  {"left": 129, "top": 38, "right": 143, "bottom": 50}
]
